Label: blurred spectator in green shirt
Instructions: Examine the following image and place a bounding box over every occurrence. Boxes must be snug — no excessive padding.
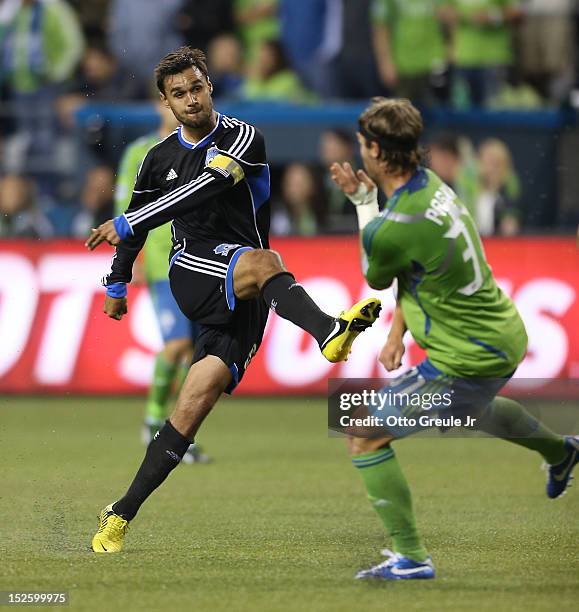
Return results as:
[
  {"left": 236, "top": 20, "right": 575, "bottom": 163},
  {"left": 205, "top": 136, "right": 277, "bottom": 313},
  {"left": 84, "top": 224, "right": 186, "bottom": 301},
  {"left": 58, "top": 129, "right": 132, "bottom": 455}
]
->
[
  {"left": 447, "top": 0, "right": 522, "bottom": 107},
  {"left": 235, "top": 0, "right": 279, "bottom": 61},
  {"left": 243, "top": 39, "right": 315, "bottom": 103},
  {"left": 371, "top": 0, "right": 452, "bottom": 106},
  {"left": 0, "top": 0, "right": 84, "bottom": 174}
]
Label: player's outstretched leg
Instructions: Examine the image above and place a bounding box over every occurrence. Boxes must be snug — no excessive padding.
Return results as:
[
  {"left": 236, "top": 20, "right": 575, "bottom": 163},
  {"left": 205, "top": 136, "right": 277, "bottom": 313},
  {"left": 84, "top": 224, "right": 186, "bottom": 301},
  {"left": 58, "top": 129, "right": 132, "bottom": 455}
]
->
[
  {"left": 476, "top": 397, "right": 575, "bottom": 498},
  {"left": 234, "top": 249, "right": 381, "bottom": 362},
  {"left": 349, "top": 437, "right": 435, "bottom": 580},
  {"left": 91, "top": 356, "right": 230, "bottom": 553}
]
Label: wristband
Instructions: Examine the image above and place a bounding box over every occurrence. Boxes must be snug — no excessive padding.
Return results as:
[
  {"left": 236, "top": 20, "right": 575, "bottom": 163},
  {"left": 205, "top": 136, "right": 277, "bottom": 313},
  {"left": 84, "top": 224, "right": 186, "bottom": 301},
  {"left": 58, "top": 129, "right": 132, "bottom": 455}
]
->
[
  {"left": 105, "top": 282, "right": 127, "bottom": 298},
  {"left": 113, "top": 214, "right": 134, "bottom": 241},
  {"left": 346, "top": 183, "right": 379, "bottom": 230}
]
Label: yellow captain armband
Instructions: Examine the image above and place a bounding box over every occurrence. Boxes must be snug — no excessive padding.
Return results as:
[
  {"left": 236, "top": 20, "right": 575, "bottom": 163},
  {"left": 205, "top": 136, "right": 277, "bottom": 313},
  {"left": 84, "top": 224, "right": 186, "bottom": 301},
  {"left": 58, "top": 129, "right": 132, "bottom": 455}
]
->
[{"left": 206, "top": 154, "right": 245, "bottom": 185}]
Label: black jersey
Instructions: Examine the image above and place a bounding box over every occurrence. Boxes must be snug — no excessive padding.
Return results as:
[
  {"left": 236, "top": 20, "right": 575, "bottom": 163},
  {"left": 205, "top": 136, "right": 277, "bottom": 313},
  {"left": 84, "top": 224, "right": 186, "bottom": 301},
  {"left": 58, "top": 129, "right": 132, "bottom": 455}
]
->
[{"left": 104, "top": 113, "right": 270, "bottom": 285}]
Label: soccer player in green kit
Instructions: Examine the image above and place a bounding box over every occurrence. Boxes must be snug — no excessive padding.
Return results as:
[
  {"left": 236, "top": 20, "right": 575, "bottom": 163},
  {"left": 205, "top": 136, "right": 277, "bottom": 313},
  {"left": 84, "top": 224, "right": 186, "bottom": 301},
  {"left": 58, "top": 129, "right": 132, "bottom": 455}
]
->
[
  {"left": 330, "top": 97, "right": 579, "bottom": 580},
  {"left": 114, "top": 100, "right": 208, "bottom": 463}
]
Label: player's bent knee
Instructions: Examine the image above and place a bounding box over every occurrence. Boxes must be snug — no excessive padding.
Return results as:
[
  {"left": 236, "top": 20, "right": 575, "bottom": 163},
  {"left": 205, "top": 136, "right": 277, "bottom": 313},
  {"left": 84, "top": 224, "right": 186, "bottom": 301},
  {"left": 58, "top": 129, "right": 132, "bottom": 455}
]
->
[
  {"left": 246, "top": 248, "right": 283, "bottom": 272},
  {"left": 256, "top": 250, "right": 285, "bottom": 283}
]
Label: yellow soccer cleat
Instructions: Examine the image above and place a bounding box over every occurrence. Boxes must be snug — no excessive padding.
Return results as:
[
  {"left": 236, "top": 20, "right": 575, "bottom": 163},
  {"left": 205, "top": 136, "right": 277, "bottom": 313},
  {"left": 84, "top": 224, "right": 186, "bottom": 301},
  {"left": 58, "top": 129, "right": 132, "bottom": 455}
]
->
[
  {"left": 91, "top": 504, "right": 129, "bottom": 553},
  {"left": 321, "top": 297, "right": 382, "bottom": 363}
]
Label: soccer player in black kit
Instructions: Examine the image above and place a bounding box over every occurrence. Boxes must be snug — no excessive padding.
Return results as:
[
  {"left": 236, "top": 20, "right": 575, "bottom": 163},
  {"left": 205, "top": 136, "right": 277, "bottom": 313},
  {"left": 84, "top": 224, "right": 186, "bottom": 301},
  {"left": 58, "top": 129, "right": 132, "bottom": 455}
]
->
[{"left": 86, "top": 47, "right": 381, "bottom": 552}]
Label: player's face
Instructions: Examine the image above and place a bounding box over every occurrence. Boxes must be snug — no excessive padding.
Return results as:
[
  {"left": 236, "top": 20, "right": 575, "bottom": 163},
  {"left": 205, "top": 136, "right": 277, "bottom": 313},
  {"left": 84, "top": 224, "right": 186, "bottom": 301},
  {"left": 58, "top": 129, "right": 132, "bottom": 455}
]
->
[
  {"left": 357, "top": 132, "right": 381, "bottom": 183},
  {"left": 161, "top": 67, "right": 214, "bottom": 130}
]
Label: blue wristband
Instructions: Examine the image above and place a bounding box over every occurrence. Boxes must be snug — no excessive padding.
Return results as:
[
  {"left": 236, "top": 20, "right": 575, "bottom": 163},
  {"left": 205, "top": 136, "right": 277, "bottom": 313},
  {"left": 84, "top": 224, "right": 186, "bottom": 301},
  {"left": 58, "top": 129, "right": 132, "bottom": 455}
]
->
[
  {"left": 106, "top": 282, "right": 127, "bottom": 298},
  {"left": 113, "top": 215, "right": 134, "bottom": 241}
]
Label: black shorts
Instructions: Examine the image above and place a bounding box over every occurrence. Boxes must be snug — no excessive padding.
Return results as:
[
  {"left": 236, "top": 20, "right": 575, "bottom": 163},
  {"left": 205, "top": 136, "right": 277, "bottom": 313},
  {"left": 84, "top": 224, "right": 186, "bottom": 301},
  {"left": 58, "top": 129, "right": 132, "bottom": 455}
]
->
[{"left": 168, "top": 239, "right": 269, "bottom": 393}]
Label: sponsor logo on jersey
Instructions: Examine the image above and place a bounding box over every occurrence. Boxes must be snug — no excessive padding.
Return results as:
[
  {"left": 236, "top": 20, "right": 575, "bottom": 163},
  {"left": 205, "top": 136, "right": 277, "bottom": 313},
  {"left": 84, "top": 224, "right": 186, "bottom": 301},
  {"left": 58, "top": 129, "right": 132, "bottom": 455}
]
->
[
  {"left": 205, "top": 145, "right": 219, "bottom": 165},
  {"left": 166, "top": 168, "right": 178, "bottom": 181},
  {"left": 213, "top": 243, "right": 241, "bottom": 257}
]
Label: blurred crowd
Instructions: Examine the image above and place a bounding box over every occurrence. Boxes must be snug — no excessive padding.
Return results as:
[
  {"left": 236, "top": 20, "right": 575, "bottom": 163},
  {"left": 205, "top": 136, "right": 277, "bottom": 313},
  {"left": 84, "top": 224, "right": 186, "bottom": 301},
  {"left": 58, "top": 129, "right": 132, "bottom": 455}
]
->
[{"left": 0, "top": 0, "right": 577, "bottom": 239}]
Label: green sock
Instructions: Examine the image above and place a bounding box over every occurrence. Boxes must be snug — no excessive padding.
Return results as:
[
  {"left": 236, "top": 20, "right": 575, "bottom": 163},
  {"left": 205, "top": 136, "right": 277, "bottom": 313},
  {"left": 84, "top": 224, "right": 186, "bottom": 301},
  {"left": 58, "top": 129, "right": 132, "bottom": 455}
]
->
[
  {"left": 352, "top": 447, "right": 428, "bottom": 562},
  {"left": 479, "top": 397, "right": 567, "bottom": 465},
  {"left": 146, "top": 353, "right": 178, "bottom": 423}
]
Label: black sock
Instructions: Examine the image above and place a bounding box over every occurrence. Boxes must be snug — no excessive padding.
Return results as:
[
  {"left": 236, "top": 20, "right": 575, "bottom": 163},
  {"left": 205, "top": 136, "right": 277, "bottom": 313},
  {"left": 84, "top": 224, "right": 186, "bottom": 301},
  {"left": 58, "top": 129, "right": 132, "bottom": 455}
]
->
[
  {"left": 261, "top": 272, "right": 334, "bottom": 345},
  {"left": 112, "top": 421, "right": 191, "bottom": 521}
]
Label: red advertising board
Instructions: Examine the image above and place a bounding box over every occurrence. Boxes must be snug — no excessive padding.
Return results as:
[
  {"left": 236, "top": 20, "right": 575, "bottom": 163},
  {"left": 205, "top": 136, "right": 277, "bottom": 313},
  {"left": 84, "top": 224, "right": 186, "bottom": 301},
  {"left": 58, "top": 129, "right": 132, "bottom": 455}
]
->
[{"left": 0, "top": 237, "right": 577, "bottom": 394}]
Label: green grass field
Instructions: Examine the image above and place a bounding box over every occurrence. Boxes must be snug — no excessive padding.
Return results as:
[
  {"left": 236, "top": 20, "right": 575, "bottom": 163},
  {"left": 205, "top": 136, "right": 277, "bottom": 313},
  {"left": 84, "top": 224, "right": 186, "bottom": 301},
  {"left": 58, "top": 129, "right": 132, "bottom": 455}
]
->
[{"left": 1, "top": 396, "right": 577, "bottom": 611}]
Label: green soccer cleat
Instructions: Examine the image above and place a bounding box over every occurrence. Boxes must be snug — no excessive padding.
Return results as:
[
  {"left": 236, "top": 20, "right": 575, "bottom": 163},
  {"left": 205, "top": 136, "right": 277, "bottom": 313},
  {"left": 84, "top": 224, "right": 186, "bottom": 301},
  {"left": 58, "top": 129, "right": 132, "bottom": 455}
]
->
[
  {"left": 91, "top": 504, "right": 129, "bottom": 553},
  {"left": 321, "top": 297, "right": 382, "bottom": 363}
]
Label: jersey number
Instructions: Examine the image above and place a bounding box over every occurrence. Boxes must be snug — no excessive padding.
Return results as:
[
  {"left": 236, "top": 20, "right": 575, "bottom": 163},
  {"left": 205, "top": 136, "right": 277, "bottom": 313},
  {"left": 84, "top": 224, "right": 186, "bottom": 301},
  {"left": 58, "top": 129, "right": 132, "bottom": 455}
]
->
[{"left": 440, "top": 193, "right": 485, "bottom": 296}]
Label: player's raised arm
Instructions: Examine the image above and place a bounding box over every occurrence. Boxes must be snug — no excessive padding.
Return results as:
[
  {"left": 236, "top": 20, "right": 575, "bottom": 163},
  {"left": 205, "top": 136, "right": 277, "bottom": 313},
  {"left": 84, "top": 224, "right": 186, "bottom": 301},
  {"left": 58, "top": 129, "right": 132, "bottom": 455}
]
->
[
  {"left": 86, "top": 145, "right": 159, "bottom": 251},
  {"left": 330, "top": 161, "right": 379, "bottom": 230},
  {"left": 330, "top": 160, "right": 382, "bottom": 280},
  {"left": 87, "top": 146, "right": 162, "bottom": 321}
]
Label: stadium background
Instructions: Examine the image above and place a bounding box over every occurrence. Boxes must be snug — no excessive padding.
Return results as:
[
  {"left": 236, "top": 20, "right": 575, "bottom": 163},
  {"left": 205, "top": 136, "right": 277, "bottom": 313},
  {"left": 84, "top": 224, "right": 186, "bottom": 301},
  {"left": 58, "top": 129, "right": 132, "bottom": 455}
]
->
[
  {"left": 1, "top": 2, "right": 578, "bottom": 611},
  {"left": 1, "top": 0, "right": 578, "bottom": 395}
]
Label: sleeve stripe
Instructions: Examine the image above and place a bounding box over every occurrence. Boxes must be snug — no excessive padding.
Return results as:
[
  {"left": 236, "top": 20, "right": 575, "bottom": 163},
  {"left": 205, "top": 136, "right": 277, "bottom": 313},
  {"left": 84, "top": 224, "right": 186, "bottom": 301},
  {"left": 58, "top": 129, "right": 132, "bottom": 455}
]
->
[
  {"left": 127, "top": 175, "right": 215, "bottom": 227},
  {"left": 221, "top": 117, "right": 258, "bottom": 160},
  {"left": 228, "top": 123, "right": 249, "bottom": 156},
  {"left": 125, "top": 172, "right": 215, "bottom": 226},
  {"left": 125, "top": 171, "right": 212, "bottom": 224},
  {"left": 233, "top": 125, "right": 256, "bottom": 158}
]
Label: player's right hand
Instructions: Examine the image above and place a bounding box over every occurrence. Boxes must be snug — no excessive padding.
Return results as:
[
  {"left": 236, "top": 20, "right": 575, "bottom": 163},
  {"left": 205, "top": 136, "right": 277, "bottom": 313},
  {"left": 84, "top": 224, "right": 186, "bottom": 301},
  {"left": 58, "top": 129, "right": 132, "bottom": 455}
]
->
[
  {"left": 379, "top": 337, "right": 405, "bottom": 371},
  {"left": 104, "top": 296, "right": 128, "bottom": 321},
  {"left": 86, "top": 219, "right": 120, "bottom": 250},
  {"left": 330, "top": 162, "right": 376, "bottom": 196}
]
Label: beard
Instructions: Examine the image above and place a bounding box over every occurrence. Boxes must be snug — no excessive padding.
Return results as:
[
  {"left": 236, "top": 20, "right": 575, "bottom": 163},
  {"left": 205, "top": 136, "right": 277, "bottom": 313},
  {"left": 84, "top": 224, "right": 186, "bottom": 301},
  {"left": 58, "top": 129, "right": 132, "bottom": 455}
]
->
[{"left": 177, "top": 106, "right": 213, "bottom": 130}]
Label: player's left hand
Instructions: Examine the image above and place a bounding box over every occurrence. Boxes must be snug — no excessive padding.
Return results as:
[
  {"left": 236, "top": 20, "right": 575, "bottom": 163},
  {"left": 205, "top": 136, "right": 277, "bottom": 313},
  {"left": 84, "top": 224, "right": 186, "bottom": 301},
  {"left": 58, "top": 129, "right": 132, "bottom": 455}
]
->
[
  {"left": 379, "top": 337, "right": 405, "bottom": 371},
  {"left": 86, "top": 219, "right": 120, "bottom": 250},
  {"left": 104, "top": 295, "right": 128, "bottom": 320},
  {"left": 330, "top": 162, "right": 376, "bottom": 197}
]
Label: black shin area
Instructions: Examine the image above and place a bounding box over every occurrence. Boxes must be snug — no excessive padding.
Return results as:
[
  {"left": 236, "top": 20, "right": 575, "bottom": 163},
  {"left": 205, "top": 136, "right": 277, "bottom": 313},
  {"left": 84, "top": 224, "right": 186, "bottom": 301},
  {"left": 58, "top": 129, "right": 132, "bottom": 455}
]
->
[
  {"left": 112, "top": 421, "right": 191, "bottom": 520},
  {"left": 261, "top": 272, "right": 334, "bottom": 344}
]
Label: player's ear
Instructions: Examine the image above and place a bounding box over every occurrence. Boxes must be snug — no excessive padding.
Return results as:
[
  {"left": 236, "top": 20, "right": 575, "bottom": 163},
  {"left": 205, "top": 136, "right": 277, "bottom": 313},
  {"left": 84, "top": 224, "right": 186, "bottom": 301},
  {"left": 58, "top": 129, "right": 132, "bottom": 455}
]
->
[
  {"left": 159, "top": 92, "right": 170, "bottom": 108},
  {"left": 369, "top": 141, "right": 381, "bottom": 160},
  {"left": 207, "top": 78, "right": 214, "bottom": 94}
]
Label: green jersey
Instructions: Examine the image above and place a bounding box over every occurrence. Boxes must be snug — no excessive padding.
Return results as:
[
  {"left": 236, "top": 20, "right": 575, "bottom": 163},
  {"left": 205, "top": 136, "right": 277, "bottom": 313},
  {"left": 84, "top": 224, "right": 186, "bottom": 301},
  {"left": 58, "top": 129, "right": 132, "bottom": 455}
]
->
[
  {"left": 234, "top": 0, "right": 279, "bottom": 59},
  {"left": 362, "top": 168, "right": 527, "bottom": 378},
  {"left": 450, "top": 0, "right": 518, "bottom": 68},
  {"left": 114, "top": 133, "right": 172, "bottom": 284},
  {"left": 4, "top": 0, "right": 85, "bottom": 93},
  {"left": 371, "top": 0, "right": 446, "bottom": 76},
  {"left": 243, "top": 70, "right": 315, "bottom": 103}
]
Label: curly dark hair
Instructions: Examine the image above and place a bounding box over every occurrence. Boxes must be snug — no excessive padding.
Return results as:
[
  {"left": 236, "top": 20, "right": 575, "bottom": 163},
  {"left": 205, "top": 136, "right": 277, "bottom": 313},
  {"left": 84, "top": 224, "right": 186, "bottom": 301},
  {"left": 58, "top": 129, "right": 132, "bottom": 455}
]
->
[
  {"left": 358, "top": 97, "right": 425, "bottom": 176},
  {"left": 154, "top": 46, "right": 209, "bottom": 94}
]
